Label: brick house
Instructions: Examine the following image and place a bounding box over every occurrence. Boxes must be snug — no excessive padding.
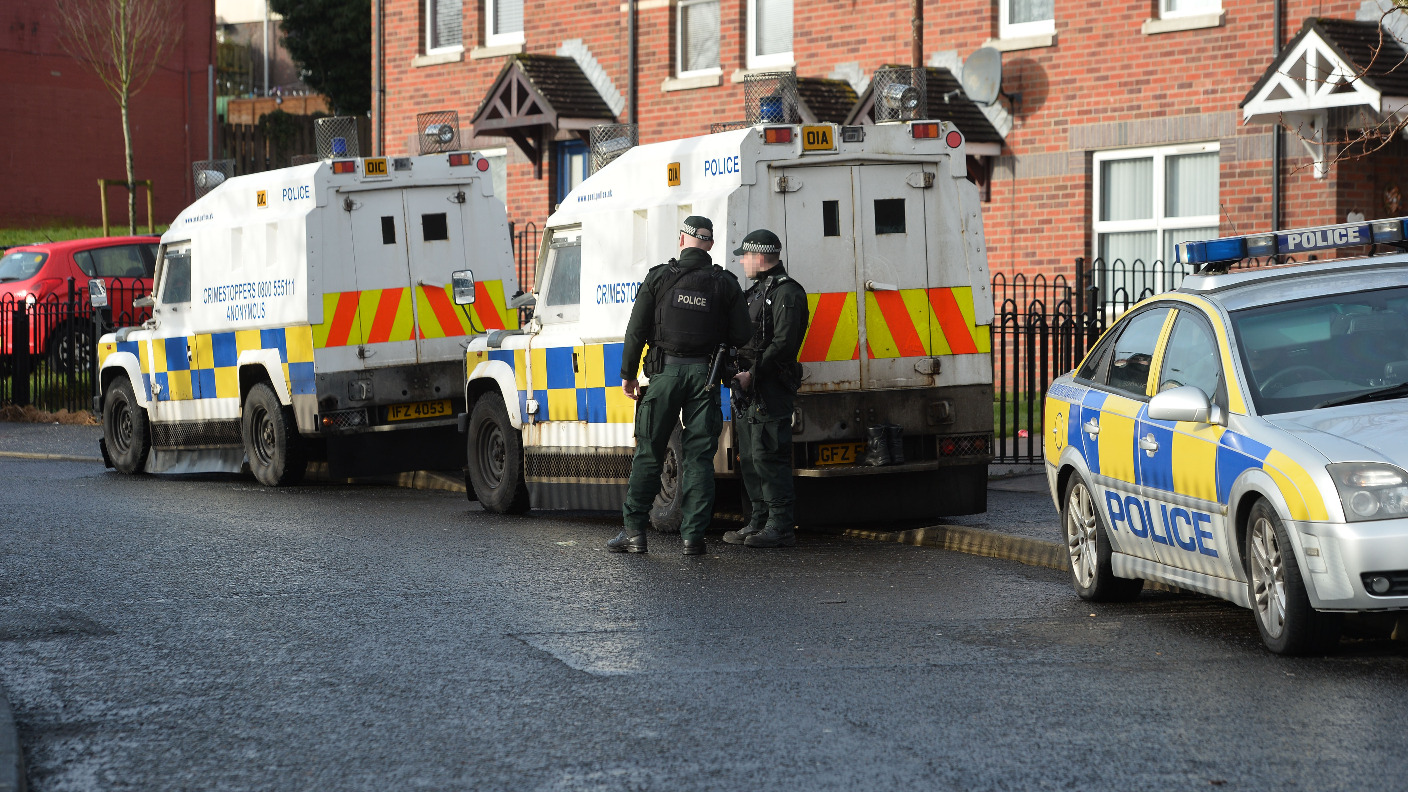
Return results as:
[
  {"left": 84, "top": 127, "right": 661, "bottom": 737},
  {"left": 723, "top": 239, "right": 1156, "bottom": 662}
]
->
[
  {"left": 374, "top": 0, "right": 1408, "bottom": 287},
  {"left": 0, "top": 0, "right": 216, "bottom": 228}
]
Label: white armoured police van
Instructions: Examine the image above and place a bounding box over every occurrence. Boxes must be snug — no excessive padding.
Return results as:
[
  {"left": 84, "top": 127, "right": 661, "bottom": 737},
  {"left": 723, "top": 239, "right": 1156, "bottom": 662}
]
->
[
  {"left": 95, "top": 150, "right": 519, "bottom": 485},
  {"left": 458, "top": 120, "right": 993, "bottom": 525}
]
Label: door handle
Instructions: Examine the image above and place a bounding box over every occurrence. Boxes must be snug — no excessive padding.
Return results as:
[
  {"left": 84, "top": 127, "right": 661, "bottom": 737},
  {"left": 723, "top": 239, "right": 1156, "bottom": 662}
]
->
[
  {"left": 1082, "top": 419, "right": 1100, "bottom": 437},
  {"left": 1139, "top": 433, "right": 1159, "bottom": 456},
  {"left": 865, "top": 280, "right": 898, "bottom": 291}
]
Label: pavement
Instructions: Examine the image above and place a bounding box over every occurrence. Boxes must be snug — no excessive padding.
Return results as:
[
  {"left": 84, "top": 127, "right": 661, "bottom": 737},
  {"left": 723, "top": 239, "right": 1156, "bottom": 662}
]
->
[{"left": 4, "top": 454, "right": 1408, "bottom": 789}]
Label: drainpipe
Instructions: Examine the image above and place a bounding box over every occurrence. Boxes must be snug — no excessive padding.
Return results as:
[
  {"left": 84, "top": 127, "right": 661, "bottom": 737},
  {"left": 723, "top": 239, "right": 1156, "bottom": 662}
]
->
[
  {"left": 262, "top": 0, "right": 270, "bottom": 96},
  {"left": 1272, "top": 0, "right": 1283, "bottom": 231},
  {"left": 377, "top": 0, "right": 386, "bottom": 155},
  {"left": 911, "top": 0, "right": 923, "bottom": 72},
  {"left": 628, "top": 0, "right": 638, "bottom": 126}
]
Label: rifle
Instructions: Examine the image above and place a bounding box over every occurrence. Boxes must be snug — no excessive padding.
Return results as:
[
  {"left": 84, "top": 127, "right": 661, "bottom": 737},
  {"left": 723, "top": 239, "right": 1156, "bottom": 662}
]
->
[{"left": 698, "top": 343, "right": 729, "bottom": 399}]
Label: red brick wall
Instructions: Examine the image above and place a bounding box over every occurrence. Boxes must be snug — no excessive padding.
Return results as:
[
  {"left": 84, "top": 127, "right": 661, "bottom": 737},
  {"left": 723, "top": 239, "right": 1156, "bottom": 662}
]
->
[
  {"left": 377, "top": 0, "right": 1375, "bottom": 281},
  {"left": 0, "top": 0, "right": 216, "bottom": 229}
]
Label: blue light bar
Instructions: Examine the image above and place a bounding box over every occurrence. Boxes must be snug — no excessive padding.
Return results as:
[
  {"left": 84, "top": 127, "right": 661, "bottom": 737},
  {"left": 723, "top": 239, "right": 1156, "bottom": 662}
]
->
[{"left": 1175, "top": 216, "right": 1408, "bottom": 266}]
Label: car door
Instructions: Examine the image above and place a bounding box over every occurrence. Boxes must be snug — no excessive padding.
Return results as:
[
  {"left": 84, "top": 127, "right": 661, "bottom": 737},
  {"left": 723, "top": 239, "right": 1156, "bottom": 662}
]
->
[
  {"left": 1138, "top": 307, "right": 1238, "bottom": 578},
  {"left": 145, "top": 242, "right": 202, "bottom": 425},
  {"left": 1087, "top": 304, "right": 1174, "bottom": 563}
]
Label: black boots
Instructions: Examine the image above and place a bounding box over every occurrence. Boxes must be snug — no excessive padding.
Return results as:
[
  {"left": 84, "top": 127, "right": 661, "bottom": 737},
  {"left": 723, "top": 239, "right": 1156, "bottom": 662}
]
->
[
  {"left": 607, "top": 531, "right": 647, "bottom": 553},
  {"left": 722, "top": 522, "right": 764, "bottom": 545},
  {"left": 682, "top": 539, "right": 707, "bottom": 556},
  {"left": 744, "top": 524, "right": 797, "bottom": 548}
]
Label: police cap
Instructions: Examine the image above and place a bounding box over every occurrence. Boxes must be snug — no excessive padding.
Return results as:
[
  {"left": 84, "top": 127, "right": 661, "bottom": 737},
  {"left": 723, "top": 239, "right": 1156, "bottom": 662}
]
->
[
  {"left": 680, "top": 215, "right": 714, "bottom": 241},
  {"left": 733, "top": 228, "right": 781, "bottom": 256}
]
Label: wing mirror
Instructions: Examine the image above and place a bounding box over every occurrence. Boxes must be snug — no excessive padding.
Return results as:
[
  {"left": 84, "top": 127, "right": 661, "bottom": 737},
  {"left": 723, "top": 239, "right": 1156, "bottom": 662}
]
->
[
  {"left": 88, "top": 278, "right": 108, "bottom": 309},
  {"left": 451, "top": 269, "right": 476, "bottom": 305},
  {"left": 1148, "top": 385, "right": 1226, "bottom": 426}
]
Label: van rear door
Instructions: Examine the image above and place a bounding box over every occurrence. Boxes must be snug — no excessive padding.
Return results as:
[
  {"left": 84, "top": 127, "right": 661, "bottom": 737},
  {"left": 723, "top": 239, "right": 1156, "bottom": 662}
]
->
[
  {"left": 782, "top": 163, "right": 937, "bottom": 391},
  {"left": 404, "top": 186, "right": 477, "bottom": 364},
  {"left": 341, "top": 189, "right": 418, "bottom": 368}
]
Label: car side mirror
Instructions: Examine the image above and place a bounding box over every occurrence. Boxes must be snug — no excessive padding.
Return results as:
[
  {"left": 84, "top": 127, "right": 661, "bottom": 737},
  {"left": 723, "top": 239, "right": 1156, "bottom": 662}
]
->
[
  {"left": 1148, "top": 385, "right": 1225, "bottom": 425},
  {"left": 88, "top": 278, "right": 108, "bottom": 309},
  {"left": 451, "top": 269, "right": 476, "bottom": 305},
  {"left": 133, "top": 295, "right": 154, "bottom": 308}
]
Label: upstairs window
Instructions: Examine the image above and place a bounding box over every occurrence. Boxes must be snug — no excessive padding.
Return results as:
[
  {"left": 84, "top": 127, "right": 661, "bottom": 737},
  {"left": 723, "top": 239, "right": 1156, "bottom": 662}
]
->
[
  {"left": 426, "top": 0, "right": 462, "bottom": 53},
  {"left": 1161, "top": 0, "right": 1220, "bottom": 19},
  {"left": 1000, "top": 0, "right": 1054, "bottom": 39},
  {"left": 486, "top": 0, "right": 524, "bottom": 47},
  {"left": 748, "top": 0, "right": 792, "bottom": 69},
  {"left": 678, "top": 0, "right": 720, "bottom": 77}
]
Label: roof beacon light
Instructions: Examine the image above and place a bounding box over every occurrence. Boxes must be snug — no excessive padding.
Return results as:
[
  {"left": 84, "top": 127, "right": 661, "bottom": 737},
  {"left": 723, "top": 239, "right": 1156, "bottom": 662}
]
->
[
  {"left": 763, "top": 127, "right": 793, "bottom": 144},
  {"left": 910, "top": 122, "right": 940, "bottom": 139},
  {"left": 331, "top": 160, "right": 357, "bottom": 174},
  {"left": 448, "top": 153, "right": 472, "bottom": 167},
  {"left": 1176, "top": 216, "right": 1408, "bottom": 268}
]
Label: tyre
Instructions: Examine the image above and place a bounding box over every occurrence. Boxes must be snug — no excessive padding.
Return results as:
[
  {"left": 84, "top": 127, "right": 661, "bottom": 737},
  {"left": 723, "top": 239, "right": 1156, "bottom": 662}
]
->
[
  {"left": 241, "top": 382, "right": 306, "bottom": 486},
  {"left": 1246, "top": 499, "right": 1341, "bottom": 655},
  {"left": 48, "top": 321, "right": 94, "bottom": 374},
  {"left": 102, "top": 374, "right": 149, "bottom": 474},
  {"left": 648, "top": 424, "right": 684, "bottom": 533},
  {"left": 1062, "top": 475, "right": 1143, "bottom": 602},
  {"left": 466, "top": 392, "right": 529, "bottom": 513}
]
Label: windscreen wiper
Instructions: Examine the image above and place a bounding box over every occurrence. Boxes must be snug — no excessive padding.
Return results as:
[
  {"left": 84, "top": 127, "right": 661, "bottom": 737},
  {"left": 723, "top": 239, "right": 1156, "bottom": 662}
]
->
[{"left": 1317, "top": 382, "right": 1408, "bottom": 409}]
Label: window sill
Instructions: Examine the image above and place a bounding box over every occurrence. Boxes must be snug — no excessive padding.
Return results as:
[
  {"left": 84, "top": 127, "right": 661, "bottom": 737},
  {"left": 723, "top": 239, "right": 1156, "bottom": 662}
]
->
[
  {"left": 618, "top": 0, "right": 671, "bottom": 10},
  {"left": 471, "top": 41, "right": 525, "bottom": 59},
  {"left": 663, "top": 71, "right": 722, "bottom": 92},
  {"left": 731, "top": 63, "right": 795, "bottom": 83},
  {"left": 413, "top": 47, "right": 464, "bottom": 68},
  {"left": 981, "top": 33, "right": 1056, "bottom": 52},
  {"left": 1142, "top": 11, "right": 1224, "bottom": 35}
]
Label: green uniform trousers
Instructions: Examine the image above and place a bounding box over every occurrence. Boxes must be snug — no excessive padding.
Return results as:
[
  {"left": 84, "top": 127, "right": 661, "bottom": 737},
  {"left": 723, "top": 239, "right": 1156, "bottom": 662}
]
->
[
  {"left": 736, "top": 398, "right": 795, "bottom": 531},
  {"left": 622, "top": 363, "right": 723, "bottom": 541}
]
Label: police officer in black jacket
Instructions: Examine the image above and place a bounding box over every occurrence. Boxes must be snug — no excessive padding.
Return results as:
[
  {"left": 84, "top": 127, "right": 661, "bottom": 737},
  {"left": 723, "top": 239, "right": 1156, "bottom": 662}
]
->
[
  {"left": 609, "top": 216, "right": 752, "bottom": 555},
  {"left": 722, "top": 229, "right": 809, "bottom": 548}
]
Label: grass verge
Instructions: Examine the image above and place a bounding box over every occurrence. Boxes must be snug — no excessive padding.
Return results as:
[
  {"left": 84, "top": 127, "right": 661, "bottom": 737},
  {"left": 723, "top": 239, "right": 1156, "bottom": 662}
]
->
[{"left": 1, "top": 225, "right": 169, "bottom": 248}]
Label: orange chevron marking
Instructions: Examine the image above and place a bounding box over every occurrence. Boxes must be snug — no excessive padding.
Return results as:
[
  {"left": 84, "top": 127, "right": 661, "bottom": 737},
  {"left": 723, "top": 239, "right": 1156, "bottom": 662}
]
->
[
  {"left": 422, "top": 285, "right": 465, "bottom": 338},
  {"left": 473, "top": 282, "right": 506, "bottom": 330},
  {"left": 928, "top": 287, "right": 979, "bottom": 355},
  {"left": 327, "top": 290, "right": 361, "bottom": 347},
  {"left": 366, "top": 288, "right": 404, "bottom": 344},
  {"left": 872, "top": 290, "right": 927, "bottom": 357},
  {"left": 799, "top": 292, "right": 845, "bottom": 362}
]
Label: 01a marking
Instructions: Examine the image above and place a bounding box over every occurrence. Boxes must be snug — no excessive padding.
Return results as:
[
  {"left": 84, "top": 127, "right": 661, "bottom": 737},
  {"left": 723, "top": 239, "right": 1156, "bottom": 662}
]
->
[
  {"left": 256, "top": 190, "right": 267, "bottom": 208},
  {"left": 667, "top": 162, "right": 681, "bottom": 186}
]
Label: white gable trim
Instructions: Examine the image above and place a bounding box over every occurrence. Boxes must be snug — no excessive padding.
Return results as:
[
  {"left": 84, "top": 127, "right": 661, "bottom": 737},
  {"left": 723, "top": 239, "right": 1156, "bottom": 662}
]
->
[{"left": 1243, "top": 29, "right": 1382, "bottom": 124}]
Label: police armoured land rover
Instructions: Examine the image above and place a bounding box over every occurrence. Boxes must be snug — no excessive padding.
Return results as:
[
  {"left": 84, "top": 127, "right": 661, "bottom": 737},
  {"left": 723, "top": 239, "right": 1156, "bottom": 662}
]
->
[
  {"left": 95, "top": 120, "right": 519, "bottom": 485},
  {"left": 456, "top": 110, "right": 994, "bottom": 527}
]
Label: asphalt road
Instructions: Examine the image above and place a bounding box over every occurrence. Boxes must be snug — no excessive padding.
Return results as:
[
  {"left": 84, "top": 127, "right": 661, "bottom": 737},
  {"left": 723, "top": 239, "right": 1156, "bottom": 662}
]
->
[{"left": 3, "top": 458, "right": 1408, "bottom": 791}]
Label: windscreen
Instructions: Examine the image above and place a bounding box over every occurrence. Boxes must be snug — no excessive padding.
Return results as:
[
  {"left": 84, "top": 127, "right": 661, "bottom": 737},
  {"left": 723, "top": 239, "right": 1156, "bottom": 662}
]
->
[
  {"left": 0, "top": 251, "right": 48, "bottom": 283},
  {"left": 1231, "top": 285, "right": 1408, "bottom": 414}
]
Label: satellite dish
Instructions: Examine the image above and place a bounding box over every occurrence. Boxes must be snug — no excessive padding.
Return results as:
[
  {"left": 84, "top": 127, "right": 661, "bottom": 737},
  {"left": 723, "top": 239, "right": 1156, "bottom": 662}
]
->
[{"left": 961, "top": 47, "right": 1002, "bottom": 106}]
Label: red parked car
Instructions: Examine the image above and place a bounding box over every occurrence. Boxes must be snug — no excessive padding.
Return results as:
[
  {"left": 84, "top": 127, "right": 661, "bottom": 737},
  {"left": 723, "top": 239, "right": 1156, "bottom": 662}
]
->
[{"left": 0, "top": 236, "right": 159, "bottom": 371}]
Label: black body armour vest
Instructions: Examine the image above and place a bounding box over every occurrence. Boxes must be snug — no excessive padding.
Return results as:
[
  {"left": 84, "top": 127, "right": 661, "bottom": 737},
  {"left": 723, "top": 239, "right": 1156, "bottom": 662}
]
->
[
  {"left": 740, "top": 275, "right": 783, "bottom": 364},
  {"left": 653, "top": 262, "right": 729, "bottom": 356}
]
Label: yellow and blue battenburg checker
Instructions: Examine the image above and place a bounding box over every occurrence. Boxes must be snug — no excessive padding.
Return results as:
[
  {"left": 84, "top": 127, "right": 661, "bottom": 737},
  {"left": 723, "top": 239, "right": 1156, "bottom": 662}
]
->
[
  {"left": 99, "top": 327, "right": 315, "bottom": 402},
  {"left": 468, "top": 342, "right": 733, "bottom": 423}
]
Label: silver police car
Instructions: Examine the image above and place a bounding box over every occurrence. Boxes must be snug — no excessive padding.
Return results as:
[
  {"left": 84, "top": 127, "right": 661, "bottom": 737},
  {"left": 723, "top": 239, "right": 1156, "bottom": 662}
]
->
[{"left": 1045, "top": 220, "right": 1408, "bottom": 655}]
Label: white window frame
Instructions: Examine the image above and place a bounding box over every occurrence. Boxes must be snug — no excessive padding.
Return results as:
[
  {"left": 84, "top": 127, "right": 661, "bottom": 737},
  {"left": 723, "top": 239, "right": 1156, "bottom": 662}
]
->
[
  {"left": 677, "top": 0, "right": 722, "bottom": 79},
  {"left": 1160, "top": 0, "right": 1221, "bottom": 20},
  {"left": 999, "top": 0, "right": 1055, "bottom": 40},
  {"left": 485, "top": 0, "right": 525, "bottom": 48},
  {"left": 1091, "top": 141, "right": 1220, "bottom": 266},
  {"left": 424, "top": 0, "right": 463, "bottom": 55},
  {"left": 746, "top": 0, "right": 793, "bottom": 70}
]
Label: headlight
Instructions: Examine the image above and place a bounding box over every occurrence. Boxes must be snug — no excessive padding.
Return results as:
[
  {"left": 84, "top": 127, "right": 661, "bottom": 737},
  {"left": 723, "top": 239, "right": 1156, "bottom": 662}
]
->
[{"left": 1328, "top": 463, "right": 1408, "bottom": 522}]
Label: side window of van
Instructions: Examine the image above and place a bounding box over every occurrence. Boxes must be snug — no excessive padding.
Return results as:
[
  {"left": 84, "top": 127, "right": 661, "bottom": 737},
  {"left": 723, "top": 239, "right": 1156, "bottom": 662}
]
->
[
  {"left": 539, "top": 229, "right": 582, "bottom": 323},
  {"left": 159, "top": 245, "right": 193, "bottom": 304}
]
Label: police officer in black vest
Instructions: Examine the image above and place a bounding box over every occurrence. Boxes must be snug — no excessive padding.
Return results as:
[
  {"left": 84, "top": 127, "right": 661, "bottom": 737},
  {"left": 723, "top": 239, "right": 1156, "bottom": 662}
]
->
[
  {"left": 609, "top": 216, "right": 752, "bottom": 555},
  {"left": 723, "top": 229, "right": 809, "bottom": 548}
]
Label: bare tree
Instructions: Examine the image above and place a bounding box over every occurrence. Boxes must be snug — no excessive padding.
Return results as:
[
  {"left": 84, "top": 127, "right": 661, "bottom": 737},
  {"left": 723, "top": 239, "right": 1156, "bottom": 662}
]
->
[{"left": 55, "top": 0, "right": 182, "bottom": 235}]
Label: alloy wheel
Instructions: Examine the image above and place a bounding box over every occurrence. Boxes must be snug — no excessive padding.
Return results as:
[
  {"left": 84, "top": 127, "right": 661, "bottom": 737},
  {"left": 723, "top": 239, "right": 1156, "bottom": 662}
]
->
[
  {"left": 1250, "top": 516, "right": 1287, "bottom": 639},
  {"left": 1066, "top": 481, "right": 1098, "bottom": 588}
]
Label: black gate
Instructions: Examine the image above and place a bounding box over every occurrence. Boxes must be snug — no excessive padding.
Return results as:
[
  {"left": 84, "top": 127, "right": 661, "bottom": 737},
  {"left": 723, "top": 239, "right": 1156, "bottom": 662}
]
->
[{"left": 1, "top": 278, "right": 152, "bottom": 414}]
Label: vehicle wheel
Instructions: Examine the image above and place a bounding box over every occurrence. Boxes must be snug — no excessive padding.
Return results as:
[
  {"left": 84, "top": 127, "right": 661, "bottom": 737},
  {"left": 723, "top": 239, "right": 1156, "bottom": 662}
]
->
[
  {"left": 466, "top": 392, "right": 529, "bottom": 514},
  {"left": 1063, "top": 475, "right": 1143, "bottom": 602},
  {"left": 1246, "top": 499, "right": 1341, "bottom": 655},
  {"left": 649, "top": 423, "right": 684, "bottom": 533},
  {"left": 48, "top": 321, "right": 94, "bottom": 374},
  {"left": 102, "top": 374, "right": 149, "bottom": 474},
  {"left": 241, "top": 382, "right": 306, "bottom": 486}
]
